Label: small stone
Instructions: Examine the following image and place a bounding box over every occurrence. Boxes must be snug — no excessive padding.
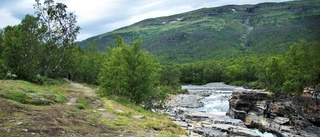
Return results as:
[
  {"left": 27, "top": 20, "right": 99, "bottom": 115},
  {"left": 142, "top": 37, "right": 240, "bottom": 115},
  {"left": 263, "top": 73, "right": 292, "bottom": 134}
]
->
[
  {"left": 4, "top": 128, "right": 11, "bottom": 133},
  {"left": 16, "top": 122, "right": 23, "bottom": 125},
  {"left": 274, "top": 117, "right": 290, "bottom": 125},
  {"left": 97, "top": 108, "right": 107, "bottom": 112},
  {"left": 22, "top": 129, "right": 28, "bottom": 132},
  {"left": 114, "top": 109, "right": 124, "bottom": 114},
  {"left": 31, "top": 132, "right": 36, "bottom": 135},
  {"left": 132, "top": 115, "right": 145, "bottom": 119},
  {"left": 173, "top": 121, "right": 188, "bottom": 127}
]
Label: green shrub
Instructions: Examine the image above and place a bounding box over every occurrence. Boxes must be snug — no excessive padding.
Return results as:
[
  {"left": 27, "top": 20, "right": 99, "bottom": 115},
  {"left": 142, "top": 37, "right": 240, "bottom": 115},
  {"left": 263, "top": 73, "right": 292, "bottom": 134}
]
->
[
  {"left": 76, "top": 97, "right": 89, "bottom": 109},
  {"left": 229, "top": 81, "right": 246, "bottom": 86},
  {"left": 32, "top": 75, "right": 63, "bottom": 85},
  {"left": 282, "top": 80, "right": 303, "bottom": 94},
  {"left": 0, "top": 59, "right": 7, "bottom": 79}
]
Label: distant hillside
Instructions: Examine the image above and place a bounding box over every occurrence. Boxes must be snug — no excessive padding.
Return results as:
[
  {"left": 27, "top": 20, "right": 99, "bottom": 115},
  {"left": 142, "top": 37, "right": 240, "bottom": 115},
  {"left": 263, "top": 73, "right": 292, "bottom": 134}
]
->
[{"left": 77, "top": 0, "right": 320, "bottom": 63}]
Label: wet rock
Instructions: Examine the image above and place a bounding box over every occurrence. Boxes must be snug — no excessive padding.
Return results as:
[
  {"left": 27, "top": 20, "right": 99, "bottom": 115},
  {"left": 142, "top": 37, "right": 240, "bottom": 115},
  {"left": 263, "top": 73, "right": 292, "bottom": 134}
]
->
[
  {"left": 227, "top": 108, "right": 246, "bottom": 121},
  {"left": 166, "top": 94, "right": 204, "bottom": 108},
  {"left": 212, "top": 124, "right": 260, "bottom": 137},
  {"left": 212, "top": 117, "right": 245, "bottom": 126},
  {"left": 274, "top": 117, "right": 290, "bottom": 125},
  {"left": 185, "top": 111, "right": 211, "bottom": 121},
  {"left": 228, "top": 89, "right": 320, "bottom": 136},
  {"left": 201, "top": 127, "right": 227, "bottom": 137},
  {"left": 269, "top": 103, "right": 286, "bottom": 116}
]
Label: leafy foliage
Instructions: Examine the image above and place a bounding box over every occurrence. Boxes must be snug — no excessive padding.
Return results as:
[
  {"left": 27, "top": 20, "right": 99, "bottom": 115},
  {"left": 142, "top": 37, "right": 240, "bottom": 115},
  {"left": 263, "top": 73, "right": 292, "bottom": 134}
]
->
[
  {"left": 1, "top": 15, "right": 43, "bottom": 81},
  {"left": 0, "top": 0, "right": 80, "bottom": 82},
  {"left": 99, "top": 35, "right": 160, "bottom": 105},
  {"left": 34, "top": 0, "right": 80, "bottom": 77},
  {"left": 160, "top": 66, "right": 181, "bottom": 89},
  {"left": 178, "top": 41, "right": 320, "bottom": 93},
  {"left": 282, "top": 41, "right": 320, "bottom": 93}
]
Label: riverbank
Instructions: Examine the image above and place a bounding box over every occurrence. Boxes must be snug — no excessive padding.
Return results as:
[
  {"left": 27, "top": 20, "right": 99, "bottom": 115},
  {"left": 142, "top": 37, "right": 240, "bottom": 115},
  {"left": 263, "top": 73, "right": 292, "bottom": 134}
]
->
[
  {"left": 228, "top": 89, "right": 320, "bottom": 136},
  {"left": 164, "top": 82, "right": 320, "bottom": 136},
  {"left": 164, "top": 83, "right": 264, "bottom": 136}
]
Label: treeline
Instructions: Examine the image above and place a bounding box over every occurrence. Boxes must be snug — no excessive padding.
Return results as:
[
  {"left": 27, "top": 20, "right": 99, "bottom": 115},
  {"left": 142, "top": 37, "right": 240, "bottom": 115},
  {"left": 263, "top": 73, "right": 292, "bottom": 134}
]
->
[
  {"left": 0, "top": 0, "right": 184, "bottom": 109},
  {"left": 0, "top": 0, "right": 80, "bottom": 83},
  {"left": 0, "top": 0, "right": 105, "bottom": 85},
  {"left": 178, "top": 41, "right": 320, "bottom": 93},
  {"left": 1, "top": 0, "right": 319, "bottom": 110}
]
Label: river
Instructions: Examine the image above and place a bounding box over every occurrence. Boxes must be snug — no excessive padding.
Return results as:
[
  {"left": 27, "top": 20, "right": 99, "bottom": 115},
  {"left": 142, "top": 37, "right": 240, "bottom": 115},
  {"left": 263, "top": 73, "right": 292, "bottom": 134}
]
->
[
  {"left": 179, "top": 83, "right": 275, "bottom": 137},
  {"left": 182, "top": 83, "right": 242, "bottom": 115}
]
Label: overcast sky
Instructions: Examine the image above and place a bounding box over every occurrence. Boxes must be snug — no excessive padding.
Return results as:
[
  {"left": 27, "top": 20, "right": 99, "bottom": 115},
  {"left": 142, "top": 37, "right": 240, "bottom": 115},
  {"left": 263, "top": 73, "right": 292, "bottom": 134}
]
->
[{"left": 0, "top": 0, "right": 292, "bottom": 41}]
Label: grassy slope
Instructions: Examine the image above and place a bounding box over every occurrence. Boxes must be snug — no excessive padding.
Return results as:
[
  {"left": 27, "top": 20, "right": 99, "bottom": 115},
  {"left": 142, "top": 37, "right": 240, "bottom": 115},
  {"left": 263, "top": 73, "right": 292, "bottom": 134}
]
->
[
  {"left": 0, "top": 80, "right": 185, "bottom": 137},
  {"left": 78, "top": 0, "right": 320, "bottom": 63}
]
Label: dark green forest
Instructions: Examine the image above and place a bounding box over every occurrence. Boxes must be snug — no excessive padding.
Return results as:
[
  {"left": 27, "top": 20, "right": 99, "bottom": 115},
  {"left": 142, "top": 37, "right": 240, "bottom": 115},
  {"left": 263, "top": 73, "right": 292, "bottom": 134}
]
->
[
  {"left": 1, "top": 0, "right": 320, "bottom": 109},
  {"left": 78, "top": 0, "right": 320, "bottom": 63}
]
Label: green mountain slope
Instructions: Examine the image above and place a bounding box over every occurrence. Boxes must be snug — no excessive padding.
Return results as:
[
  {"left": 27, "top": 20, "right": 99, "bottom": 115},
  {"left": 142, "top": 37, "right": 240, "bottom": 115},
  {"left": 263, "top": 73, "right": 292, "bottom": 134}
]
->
[{"left": 78, "top": 0, "right": 320, "bottom": 63}]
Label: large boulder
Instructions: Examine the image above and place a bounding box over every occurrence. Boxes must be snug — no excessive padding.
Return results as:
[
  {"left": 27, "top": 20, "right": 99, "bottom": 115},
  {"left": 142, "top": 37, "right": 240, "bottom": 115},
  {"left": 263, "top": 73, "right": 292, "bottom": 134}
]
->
[
  {"left": 227, "top": 90, "right": 269, "bottom": 120},
  {"left": 228, "top": 89, "right": 320, "bottom": 136}
]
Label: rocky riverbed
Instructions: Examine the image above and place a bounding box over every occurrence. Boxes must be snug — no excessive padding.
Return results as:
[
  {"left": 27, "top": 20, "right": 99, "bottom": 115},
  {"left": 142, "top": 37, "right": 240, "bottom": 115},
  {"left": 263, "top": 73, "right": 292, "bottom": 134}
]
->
[
  {"left": 164, "top": 83, "right": 267, "bottom": 136},
  {"left": 228, "top": 89, "right": 320, "bottom": 137},
  {"left": 164, "top": 83, "right": 320, "bottom": 137}
]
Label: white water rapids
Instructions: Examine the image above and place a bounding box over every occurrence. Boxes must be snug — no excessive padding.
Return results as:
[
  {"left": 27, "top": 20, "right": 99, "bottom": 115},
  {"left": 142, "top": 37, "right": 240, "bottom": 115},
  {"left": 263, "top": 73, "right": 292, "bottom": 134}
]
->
[
  {"left": 182, "top": 83, "right": 242, "bottom": 115},
  {"left": 181, "top": 83, "right": 276, "bottom": 137}
]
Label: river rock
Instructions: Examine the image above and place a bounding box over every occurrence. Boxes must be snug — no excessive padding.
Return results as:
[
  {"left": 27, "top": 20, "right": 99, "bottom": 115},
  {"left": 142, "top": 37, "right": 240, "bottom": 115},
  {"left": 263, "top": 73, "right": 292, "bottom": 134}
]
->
[
  {"left": 228, "top": 89, "right": 320, "bottom": 136},
  {"left": 212, "top": 124, "right": 260, "bottom": 137},
  {"left": 274, "top": 117, "right": 289, "bottom": 125},
  {"left": 164, "top": 83, "right": 278, "bottom": 137},
  {"left": 166, "top": 94, "right": 204, "bottom": 108},
  {"left": 173, "top": 121, "right": 188, "bottom": 128}
]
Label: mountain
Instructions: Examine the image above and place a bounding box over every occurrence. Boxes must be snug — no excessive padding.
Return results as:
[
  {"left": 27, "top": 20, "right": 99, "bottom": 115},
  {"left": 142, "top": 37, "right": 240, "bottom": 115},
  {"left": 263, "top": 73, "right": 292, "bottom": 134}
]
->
[{"left": 77, "top": 0, "right": 320, "bottom": 63}]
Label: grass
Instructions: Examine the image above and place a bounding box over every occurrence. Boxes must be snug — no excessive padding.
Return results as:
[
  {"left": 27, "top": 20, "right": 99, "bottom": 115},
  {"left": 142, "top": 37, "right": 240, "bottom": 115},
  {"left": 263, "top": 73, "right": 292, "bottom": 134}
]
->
[
  {"left": 76, "top": 97, "right": 90, "bottom": 109},
  {"left": 0, "top": 80, "right": 66, "bottom": 105},
  {"left": 100, "top": 97, "right": 186, "bottom": 136},
  {"left": 0, "top": 79, "right": 186, "bottom": 136}
]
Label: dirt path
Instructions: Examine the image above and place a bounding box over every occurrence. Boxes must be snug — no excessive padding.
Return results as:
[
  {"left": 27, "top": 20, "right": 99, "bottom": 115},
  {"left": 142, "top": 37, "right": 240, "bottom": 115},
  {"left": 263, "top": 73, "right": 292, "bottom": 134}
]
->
[
  {"left": 67, "top": 82, "right": 118, "bottom": 120},
  {"left": 70, "top": 82, "right": 96, "bottom": 97},
  {"left": 67, "top": 82, "right": 97, "bottom": 106}
]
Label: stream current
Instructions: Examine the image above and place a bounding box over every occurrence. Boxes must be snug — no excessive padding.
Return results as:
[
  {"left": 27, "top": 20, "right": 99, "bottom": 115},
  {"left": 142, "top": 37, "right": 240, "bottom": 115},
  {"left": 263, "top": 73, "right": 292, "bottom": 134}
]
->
[{"left": 181, "top": 83, "right": 275, "bottom": 137}]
